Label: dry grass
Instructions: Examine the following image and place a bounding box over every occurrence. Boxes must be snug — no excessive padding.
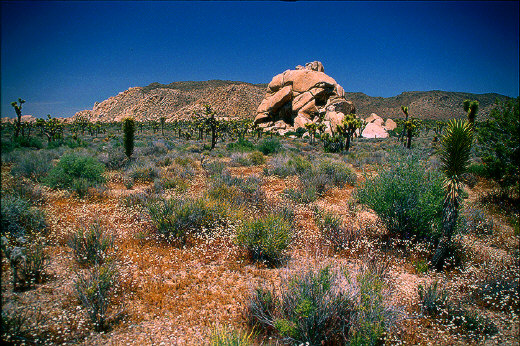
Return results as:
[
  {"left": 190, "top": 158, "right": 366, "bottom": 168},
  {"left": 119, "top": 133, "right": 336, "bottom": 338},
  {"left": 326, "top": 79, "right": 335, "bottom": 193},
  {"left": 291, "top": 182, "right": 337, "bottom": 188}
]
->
[{"left": 2, "top": 138, "right": 519, "bottom": 345}]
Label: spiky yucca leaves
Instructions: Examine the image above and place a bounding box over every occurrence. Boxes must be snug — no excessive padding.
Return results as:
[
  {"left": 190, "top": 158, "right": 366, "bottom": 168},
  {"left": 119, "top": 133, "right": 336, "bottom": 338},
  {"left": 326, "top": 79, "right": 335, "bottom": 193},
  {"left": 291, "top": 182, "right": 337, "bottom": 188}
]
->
[
  {"left": 122, "top": 117, "right": 135, "bottom": 159},
  {"left": 431, "top": 119, "right": 473, "bottom": 269}
]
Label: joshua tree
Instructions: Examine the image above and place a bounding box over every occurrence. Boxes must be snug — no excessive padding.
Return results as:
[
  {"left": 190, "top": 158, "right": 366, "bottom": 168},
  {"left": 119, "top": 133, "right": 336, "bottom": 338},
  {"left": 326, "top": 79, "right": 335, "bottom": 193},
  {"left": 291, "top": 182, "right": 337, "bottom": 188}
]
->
[
  {"left": 204, "top": 105, "right": 218, "bottom": 150},
  {"left": 160, "top": 116, "right": 166, "bottom": 136},
  {"left": 36, "top": 114, "right": 64, "bottom": 143},
  {"left": 336, "top": 114, "right": 362, "bottom": 152},
  {"left": 122, "top": 117, "right": 135, "bottom": 159},
  {"left": 10, "top": 98, "right": 25, "bottom": 138},
  {"left": 431, "top": 119, "right": 473, "bottom": 269},
  {"left": 304, "top": 122, "right": 319, "bottom": 145}
]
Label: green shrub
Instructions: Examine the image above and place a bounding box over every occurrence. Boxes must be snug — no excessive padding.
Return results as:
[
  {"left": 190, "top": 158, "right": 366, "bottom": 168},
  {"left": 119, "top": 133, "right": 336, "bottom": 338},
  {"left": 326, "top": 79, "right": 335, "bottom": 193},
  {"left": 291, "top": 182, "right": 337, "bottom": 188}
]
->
[
  {"left": 127, "top": 161, "right": 160, "bottom": 183},
  {"left": 300, "top": 159, "right": 356, "bottom": 196},
  {"left": 235, "top": 214, "right": 292, "bottom": 267},
  {"left": 284, "top": 186, "right": 318, "bottom": 204},
  {"left": 472, "top": 267, "right": 520, "bottom": 313},
  {"left": 477, "top": 98, "right": 519, "bottom": 190},
  {"left": 44, "top": 154, "right": 105, "bottom": 193},
  {"left": 2, "top": 240, "right": 49, "bottom": 291},
  {"left": 68, "top": 221, "right": 114, "bottom": 267},
  {"left": 246, "top": 263, "right": 397, "bottom": 344},
  {"left": 355, "top": 155, "right": 444, "bottom": 241},
  {"left": 226, "top": 138, "right": 256, "bottom": 152},
  {"left": 247, "top": 151, "right": 265, "bottom": 166},
  {"left": 9, "top": 150, "right": 53, "bottom": 181},
  {"left": 74, "top": 263, "right": 118, "bottom": 332},
  {"left": 257, "top": 138, "right": 282, "bottom": 155},
  {"left": 15, "top": 136, "right": 44, "bottom": 150},
  {"left": 458, "top": 207, "right": 494, "bottom": 237},
  {"left": 313, "top": 208, "right": 353, "bottom": 251},
  {"left": 418, "top": 281, "right": 448, "bottom": 316},
  {"left": 1, "top": 194, "right": 47, "bottom": 237},
  {"left": 147, "top": 197, "right": 229, "bottom": 245}
]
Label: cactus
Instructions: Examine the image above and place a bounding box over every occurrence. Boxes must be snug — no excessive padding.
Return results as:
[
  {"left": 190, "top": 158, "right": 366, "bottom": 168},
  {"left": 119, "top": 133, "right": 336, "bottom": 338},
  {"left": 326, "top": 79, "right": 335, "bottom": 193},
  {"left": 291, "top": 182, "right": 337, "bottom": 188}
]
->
[{"left": 122, "top": 117, "right": 135, "bottom": 159}]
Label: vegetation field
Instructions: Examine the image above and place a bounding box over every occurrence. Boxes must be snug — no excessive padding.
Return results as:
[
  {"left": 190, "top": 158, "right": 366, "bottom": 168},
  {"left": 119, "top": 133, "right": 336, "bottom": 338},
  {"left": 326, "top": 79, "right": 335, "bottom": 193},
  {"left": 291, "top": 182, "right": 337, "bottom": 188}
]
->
[{"left": 1, "top": 99, "right": 519, "bottom": 345}]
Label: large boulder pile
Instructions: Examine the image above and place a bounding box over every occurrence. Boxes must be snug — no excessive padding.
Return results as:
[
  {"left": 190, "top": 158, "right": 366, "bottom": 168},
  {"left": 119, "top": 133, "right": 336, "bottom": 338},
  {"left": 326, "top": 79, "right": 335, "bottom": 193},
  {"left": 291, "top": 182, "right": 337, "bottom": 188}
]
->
[
  {"left": 361, "top": 113, "right": 397, "bottom": 138},
  {"left": 254, "top": 61, "right": 355, "bottom": 134}
]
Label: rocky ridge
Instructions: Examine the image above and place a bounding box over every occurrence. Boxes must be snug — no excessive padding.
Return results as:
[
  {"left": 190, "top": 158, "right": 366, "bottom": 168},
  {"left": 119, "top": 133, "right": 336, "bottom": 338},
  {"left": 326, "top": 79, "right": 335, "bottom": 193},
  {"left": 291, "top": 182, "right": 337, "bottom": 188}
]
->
[{"left": 72, "top": 81, "right": 513, "bottom": 123}]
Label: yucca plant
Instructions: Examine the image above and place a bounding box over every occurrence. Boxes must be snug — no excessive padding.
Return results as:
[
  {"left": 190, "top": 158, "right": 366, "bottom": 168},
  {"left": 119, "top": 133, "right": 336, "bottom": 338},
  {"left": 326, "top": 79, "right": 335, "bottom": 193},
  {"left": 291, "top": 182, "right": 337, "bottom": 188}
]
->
[
  {"left": 431, "top": 119, "right": 473, "bottom": 269},
  {"left": 463, "top": 99, "right": 479, "bottom": 125}
]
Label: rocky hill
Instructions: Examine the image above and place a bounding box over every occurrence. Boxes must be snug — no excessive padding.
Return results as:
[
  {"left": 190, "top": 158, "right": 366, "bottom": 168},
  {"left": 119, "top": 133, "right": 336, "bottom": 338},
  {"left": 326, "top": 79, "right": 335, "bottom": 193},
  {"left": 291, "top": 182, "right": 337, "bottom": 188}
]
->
[{"left": 73, "top": 80, "right": 513, "bottom": 122}]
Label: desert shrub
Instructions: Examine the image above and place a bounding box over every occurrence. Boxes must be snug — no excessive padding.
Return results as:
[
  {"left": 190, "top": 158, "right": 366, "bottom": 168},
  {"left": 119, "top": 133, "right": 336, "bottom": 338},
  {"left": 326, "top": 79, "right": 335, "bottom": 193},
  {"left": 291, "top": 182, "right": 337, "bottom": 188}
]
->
[
  {"left": 477, "top": 98, "right": 519, "bottom": 191},
  {"left": 472, "top": 266, "right": 520, "bottom": 313},
  {"left": 257, "top": 138, "right": 282, "bottom": 155},
  {"left": 204, "top": 160, "right": 227, "bottom": 176},
  {"left": 1, "top": 307, "right": 46, "bottom": 344},
  {"left": 44, "top": 154, "right": 106, "bottom": 193},
  {"left": 458, "top": 207, "right": 494, "bottom": 237},
  {"left": 8, "top": 179, "right": 45, "bottom": 205},
  {"left": 265, "top": 154, "right": 311, "bottom": 177},
  {"left": 97, "top": 147, "right": 128, "bottom": 170},
  {"left": 209, "top": 325, "right": 255, "bottom": 346},
  {"left": 248, "top": 151, "right": 266, "bottom": 166},
  {"left": 127, "top": 161, "right": 160, "bottom": 182},
  {"left": 284, "top": 186, "right": 318, "bottom": 204},
  {"left": 313, "top": 208, "right": 353, "bottom": 251},
  {"left": 13, "top": 136, "right": 44, "bottom": 150},
  {"left": 227, "top": 138, "right": 256, "bottom": 152},
  {"left": 230, "top": 153, "right": 252, "bottom": 167},
  {"left": 2, "top": 240, "right": 49, "bottom": 291},
  {"left": 418, "top": 281, "right": 449, "bottom": 316},
  {"left": 355, "top": 155, "right": 444, "bottom": 241},
  {"left": 418, "top": 280, "right": 498, "bottom": 338},
  {"left": 9, "top": 150, "right": 53, "bottom": 181},
  {"left": 300, "top": 159, "right": 356, "bottom": 194},
  {"left": 68, "top": 221, "right": 114, "bottom": 267},
  {"left": 1, "top": 194, "right": 47, "bottom": 237},
  {"left": 74, "top": 263, "right": 118, "bottom": 332},
  {"left": 119, "top": 191, "right": 158, "bottom": 209},
  {"left": 246, "top": 263, "right": 398, "bottom": 345},
  {"left": 235, "top": 214, "right": 292, "bottom": 267},
  {"left": 208, "top": 170, "right": 265, "bottom": 207},
  {"left": 466, "top": 162, "right": 487, "bottom": 178},
  {"left": 147, "top": 197, "right": 229, "bottom": 244}
]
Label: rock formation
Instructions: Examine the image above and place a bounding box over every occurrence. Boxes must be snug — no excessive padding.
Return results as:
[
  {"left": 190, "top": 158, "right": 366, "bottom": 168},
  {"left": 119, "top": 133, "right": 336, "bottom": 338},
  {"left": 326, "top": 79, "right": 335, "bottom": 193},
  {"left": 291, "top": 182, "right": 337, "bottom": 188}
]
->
[
  {"left": 361, "top": 113, "right": 396, "bottom": 138},
  {"left": 254, "top": 61, "right": 355, "bottom": 134}
]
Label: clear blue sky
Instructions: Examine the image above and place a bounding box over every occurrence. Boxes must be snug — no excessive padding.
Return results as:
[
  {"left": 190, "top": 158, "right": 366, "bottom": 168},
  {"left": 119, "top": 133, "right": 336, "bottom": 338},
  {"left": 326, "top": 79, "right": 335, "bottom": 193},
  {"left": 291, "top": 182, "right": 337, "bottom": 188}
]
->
[{"left": 1, "top": 1, "right": 518, "bottom": 118}]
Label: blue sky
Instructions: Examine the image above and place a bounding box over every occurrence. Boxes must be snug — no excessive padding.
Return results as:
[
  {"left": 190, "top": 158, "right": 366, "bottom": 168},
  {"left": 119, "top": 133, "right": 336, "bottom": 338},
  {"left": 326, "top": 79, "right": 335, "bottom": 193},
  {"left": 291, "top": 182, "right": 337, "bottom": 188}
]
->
[{"left": 1, "top": 1, "right": 518, "bottom": 118}]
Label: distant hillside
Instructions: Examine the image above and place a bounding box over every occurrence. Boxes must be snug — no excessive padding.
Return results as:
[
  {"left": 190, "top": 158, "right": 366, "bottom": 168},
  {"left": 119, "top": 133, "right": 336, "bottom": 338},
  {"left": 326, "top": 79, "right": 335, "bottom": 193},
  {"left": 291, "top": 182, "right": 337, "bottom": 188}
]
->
[
  {"left": 346, "top": 90, "right": 513, "bottom": 121},
  {"left": 73, "top": 80, "right": 513, "bottom": 122}
]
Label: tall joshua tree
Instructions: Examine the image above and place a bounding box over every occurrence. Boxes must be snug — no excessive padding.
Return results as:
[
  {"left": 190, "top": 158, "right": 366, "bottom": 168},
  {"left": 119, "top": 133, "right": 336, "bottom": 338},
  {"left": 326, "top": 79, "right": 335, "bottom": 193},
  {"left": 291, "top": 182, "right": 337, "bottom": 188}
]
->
[
  {"left": 431, "top": 118, "right": 473, "bottom": 269},
  {"left": 123, "top": 117, "right": 135, "bottom": 159},
  {"left": 336, "top": 113, "right": 362, "bottom": 152},
  {"left": 11, "top": 98, "right": 25, "bottom": 138},
  {"left": 204, "top": 105, "right": 218, "bottom": 150}
]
